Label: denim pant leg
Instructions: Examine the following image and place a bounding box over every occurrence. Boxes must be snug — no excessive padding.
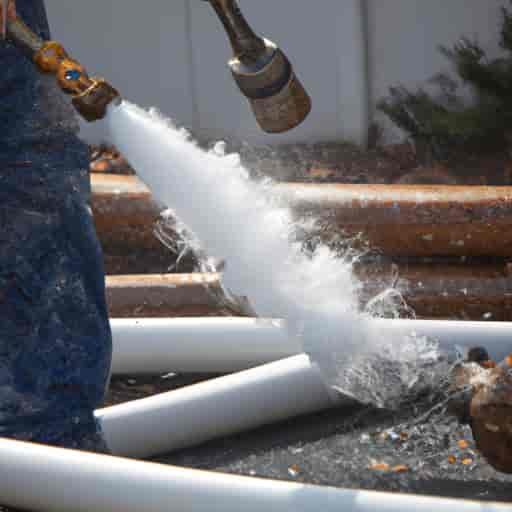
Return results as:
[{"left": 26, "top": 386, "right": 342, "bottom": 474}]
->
[{"left": 0, "top": 0, "right": 112, "bottom": 452}]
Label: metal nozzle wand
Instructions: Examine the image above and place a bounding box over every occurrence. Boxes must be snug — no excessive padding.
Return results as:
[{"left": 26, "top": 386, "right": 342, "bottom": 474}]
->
[
  {"left": 206, "top": 0, "right": 312, "bottom": 134},
  {"left": 6, "top": 16, "right": 120, "bottom": 122}
]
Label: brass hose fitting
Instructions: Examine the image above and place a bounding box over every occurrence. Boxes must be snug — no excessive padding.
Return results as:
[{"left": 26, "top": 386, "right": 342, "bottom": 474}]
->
[
  {"left": 207, "top": 0, "right": 311, "bottom": 134},
  {"left": 6, "top": 17, "right": 120, "bottom": 122}
]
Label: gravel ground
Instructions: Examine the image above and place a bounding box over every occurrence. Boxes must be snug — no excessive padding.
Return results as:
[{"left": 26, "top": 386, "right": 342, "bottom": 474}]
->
[{"left": 106, "top": 374, "right": 512, "bottom": 503}]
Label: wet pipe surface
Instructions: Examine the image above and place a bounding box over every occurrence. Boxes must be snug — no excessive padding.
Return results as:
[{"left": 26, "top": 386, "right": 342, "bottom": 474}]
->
[{"left": 91, "top": 174, "right": 512, "bottom": 257}]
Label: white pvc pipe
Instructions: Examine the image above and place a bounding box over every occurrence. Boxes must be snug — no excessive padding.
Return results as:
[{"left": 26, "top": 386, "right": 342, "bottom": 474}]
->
[
  {"left": 110, "top": 317, "right": 512, "bottom": 376},
  {"left": 97, "top": 354, "right": 345, "bottom": 459},
  {"left": 0, "top": 437, "right": 510, "bottom": 512},
  {"left": 371, "top": 318, "right": 512, "bottom": 362},
  {"left": 110, "top": 317, "right": 301, "bottom": 375}
]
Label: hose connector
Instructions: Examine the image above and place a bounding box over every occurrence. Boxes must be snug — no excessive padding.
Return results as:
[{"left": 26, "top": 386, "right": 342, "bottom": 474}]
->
[
  {"left": 7, "top": 17, "right": 120, "bottom": 122},
  {"left": 207, "top": 0, "right": 311, "bottom": 134}
]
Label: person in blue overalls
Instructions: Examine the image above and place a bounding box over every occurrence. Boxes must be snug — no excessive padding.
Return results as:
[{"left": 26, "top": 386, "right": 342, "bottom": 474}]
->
[{"left": 0, "top": 0, "right": 112, "bottom": 453}]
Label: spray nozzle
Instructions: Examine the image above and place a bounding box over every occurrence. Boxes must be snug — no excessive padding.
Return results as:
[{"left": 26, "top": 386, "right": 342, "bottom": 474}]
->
[
  {"left": 72, "top": 79, "right": 121, "bottom": 122},
  {"left": 7, "top": 17, "right": 120, "bottom": 122},
  {"left": 207, "top": 0, "right": 311, "bottom": 133}
]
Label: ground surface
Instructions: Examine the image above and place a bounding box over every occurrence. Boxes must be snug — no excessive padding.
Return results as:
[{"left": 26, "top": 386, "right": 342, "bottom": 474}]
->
[{"left": 107, "top": 375, "right": 512, "bottom": 503}]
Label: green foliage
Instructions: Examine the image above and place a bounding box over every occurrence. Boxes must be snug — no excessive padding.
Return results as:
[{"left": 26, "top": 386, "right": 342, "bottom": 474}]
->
[{"left": 378, "top": 2, "right": 512, "bottom": 163}]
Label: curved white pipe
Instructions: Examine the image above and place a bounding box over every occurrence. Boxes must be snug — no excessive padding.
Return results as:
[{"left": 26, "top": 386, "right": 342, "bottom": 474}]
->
[
  {"left": 110, "top": 318, "right": 512, "bottom": 376},
  {"left": 0, "top": 437, "right": 510, "bottom": 512},
  {"left": 97, "top": 354, "right": 345, "bottom": 459},
  {"left": 110, "top": 317, "right": 301, "bottom": 375}
]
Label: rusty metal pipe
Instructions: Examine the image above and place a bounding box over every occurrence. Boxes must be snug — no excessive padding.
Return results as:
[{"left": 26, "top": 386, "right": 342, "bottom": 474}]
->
[
  {"left": 105, "top": 264, "right": 512, "bottom": 321},
  {"left": 92, "top": 174, "right": 163, "bottom": 252},
  {"left": 356, "top": 261, "right": 512, "bottom": 321},
  {"left": 106, "top": 273, "right": 255, "bottom": 318},
  {"left": 277, "top": 183, "right": 512, "bottom": 257},
  {"left": 91, "top": 174, "right": 512, "bottom": 258},
  {"left": 6, "top": 16, "right": 120, "bottom": 122}
]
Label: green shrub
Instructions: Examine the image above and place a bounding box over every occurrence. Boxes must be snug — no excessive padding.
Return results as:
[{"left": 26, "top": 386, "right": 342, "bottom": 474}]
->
[{"left": 378, "top": 2, "right": 512, "bottom": 163}]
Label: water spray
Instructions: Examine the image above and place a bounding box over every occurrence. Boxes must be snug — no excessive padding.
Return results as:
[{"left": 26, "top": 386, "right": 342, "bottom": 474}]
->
[
  {"left": 206, "top": 0, "right": 312, "bottom": 133},
  {"left": 6, "top": 16, "right": 120, "bottom": 122}
]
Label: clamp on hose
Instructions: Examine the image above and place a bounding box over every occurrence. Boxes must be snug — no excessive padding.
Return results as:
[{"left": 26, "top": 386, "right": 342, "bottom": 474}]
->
[{"left": 7, "top": 18, "right": 120, "bottom": 122}]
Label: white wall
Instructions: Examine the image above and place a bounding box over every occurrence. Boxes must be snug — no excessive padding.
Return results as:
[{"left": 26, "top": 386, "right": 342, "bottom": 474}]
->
[{"left": 44, "top": 0, "right": 508, "bottom": 146}]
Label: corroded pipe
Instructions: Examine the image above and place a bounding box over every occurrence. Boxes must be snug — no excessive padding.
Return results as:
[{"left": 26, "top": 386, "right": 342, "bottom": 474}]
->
[
  {"left": 105, "top": 266, "right": 512, "bottom": 321},
  {"left": 278, "top": 183, "right": 512, "bottom": 257},
  {"left": 6, "top": 16, "right": 120, "bottom": 122},
  {"left": 357, "top": 262, "right": 512, "bottom": 321},
  {"left": 91, "top": 174, "right": 512, "bottom": 257},
  {"left": 91, "top": 174, "right": 162, "bottom": 252},
  {"left": 106, "top": 273, "right": 254, "bottom": 318}
]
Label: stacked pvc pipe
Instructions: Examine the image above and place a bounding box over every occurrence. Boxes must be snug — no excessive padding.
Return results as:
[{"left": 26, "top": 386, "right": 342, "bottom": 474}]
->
[
  {"left": 371, "top": 318, "right": 512, "bottom": 362},
  {"left": 110, "top": 317, "right": 512, "bottom": 376},
  {"left": 4, "top": 319, "right": 511, "bottom": 509},
  {"left": 0, "top": 437, "right": 510, "bottom": 512},
  {"left": 97, "top": 354, "right": 348, "bottom": 458},
  {"left": 110, "top": 317, "right": 301, "bottom": 375}
]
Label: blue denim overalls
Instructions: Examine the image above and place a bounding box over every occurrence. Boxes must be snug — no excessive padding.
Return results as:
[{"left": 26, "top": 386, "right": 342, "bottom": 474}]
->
[{"left": 0, "top": 0, "right": 112, "bottom": 452}]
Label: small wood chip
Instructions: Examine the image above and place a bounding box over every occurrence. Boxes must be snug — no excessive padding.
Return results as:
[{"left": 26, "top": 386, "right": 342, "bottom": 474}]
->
[
  {"left": 461, "top": 458, "right": 473, "bottom": 466},
  {"left": 288, "top": 464, "right": 300, "bottom": 477},
  {"left": 399, "top": 432, "right": 409, "bottom": 441},
  {"left": 447, "top": 455, "right": 457, "bottom": 464},
  {"left": 309, "top": 167, "right": 336, "bottom": 179},
  {"left": 392, "top": 465, "right": 409, "bottom": 473},
  {"left": 369, "top": 463, "right": 390, "bottom": 471}
]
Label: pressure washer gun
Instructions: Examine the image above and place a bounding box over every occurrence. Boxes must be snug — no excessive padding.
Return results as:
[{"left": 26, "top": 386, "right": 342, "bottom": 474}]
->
[
  {"left": 206, "top": 0, "right": 312, "bottom": 133},
  {"left": 6, "top": 15, "right": 121, "bottom": 122}
]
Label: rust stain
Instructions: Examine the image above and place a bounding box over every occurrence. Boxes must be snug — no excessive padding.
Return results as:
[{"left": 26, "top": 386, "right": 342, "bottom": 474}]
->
[{"left": 91, "top": 174, "right": 512, "bottom": 257}]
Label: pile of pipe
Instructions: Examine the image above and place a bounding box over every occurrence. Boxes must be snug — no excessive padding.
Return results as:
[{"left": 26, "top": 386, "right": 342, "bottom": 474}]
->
[{"left": 2, "top": 316, "right": 512, "bottom": 511}]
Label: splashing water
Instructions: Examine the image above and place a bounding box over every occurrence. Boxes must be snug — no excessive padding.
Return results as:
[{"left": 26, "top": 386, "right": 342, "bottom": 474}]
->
[{"left": 105, "top": 101, "right": 445, "bottom": 407}]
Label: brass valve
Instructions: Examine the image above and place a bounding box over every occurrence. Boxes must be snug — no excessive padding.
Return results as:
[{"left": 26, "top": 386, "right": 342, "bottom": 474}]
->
[{"left": 7, "top": 17, "right": 120, "bottom": 122}]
